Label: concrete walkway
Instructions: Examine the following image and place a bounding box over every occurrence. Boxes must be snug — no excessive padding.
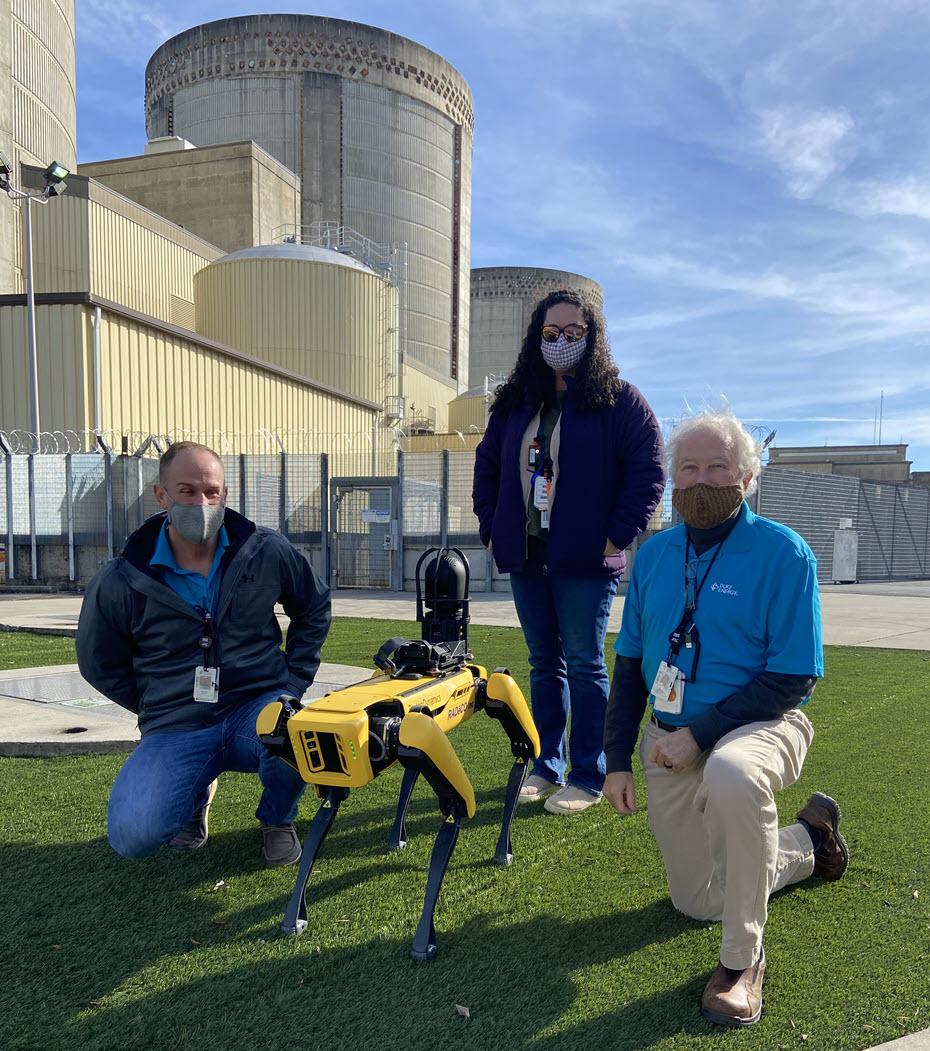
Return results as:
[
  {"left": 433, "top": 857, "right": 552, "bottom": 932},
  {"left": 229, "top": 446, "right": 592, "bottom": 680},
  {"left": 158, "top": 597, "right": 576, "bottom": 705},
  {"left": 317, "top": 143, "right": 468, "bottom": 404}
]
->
[{"left": 1, "top": 580, "right": 929, "bottom": 648}]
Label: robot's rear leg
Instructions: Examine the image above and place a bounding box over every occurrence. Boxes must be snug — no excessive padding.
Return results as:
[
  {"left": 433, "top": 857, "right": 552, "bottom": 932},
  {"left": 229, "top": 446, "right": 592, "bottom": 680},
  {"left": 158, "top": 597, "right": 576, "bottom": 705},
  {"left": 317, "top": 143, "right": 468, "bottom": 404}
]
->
[{"left": 281, "top": 786, "right": 350, "bottom": 935}]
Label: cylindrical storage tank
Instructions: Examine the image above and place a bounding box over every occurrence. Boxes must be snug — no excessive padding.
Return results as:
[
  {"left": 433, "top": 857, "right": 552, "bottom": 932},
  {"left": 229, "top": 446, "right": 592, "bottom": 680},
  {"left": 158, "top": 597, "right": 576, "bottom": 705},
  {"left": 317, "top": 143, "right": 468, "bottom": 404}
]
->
[
  {"left": 448, "top": 386, "right": 491, "bottom": 433},
  {"left": 468, "top": 266, "right": 603, "bottom": 388},
  {"left": 193, "top": 243, "right": 397, "bottom": 406},
  {"left": 146, "top": 15, "right": 473, "bottom": 389},
  {"left": 1, "top": 0, "right": 77, "bottom": 293}
]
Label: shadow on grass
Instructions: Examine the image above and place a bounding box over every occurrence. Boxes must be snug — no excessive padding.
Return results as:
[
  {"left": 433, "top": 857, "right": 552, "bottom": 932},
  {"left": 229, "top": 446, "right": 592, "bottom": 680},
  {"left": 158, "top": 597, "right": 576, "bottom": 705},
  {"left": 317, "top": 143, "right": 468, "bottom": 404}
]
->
[{"left": 0, "top": 822, "right": 710, "bottom": 1051}]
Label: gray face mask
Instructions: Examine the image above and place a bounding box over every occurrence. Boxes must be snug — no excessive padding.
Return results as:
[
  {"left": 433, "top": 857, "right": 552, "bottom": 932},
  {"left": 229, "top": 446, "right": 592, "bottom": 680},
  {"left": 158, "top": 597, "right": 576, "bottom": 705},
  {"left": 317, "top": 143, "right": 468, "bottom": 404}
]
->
[{"left": 167, "top": 501, "right": 225, "bottom": 545}]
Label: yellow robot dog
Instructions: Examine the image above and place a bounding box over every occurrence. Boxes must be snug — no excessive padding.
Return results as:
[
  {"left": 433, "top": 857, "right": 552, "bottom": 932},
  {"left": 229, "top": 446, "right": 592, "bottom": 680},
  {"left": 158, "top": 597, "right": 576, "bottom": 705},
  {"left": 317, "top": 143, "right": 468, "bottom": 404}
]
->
[{"left": 257, "top": 548, "right": 540, "bottom": 961}]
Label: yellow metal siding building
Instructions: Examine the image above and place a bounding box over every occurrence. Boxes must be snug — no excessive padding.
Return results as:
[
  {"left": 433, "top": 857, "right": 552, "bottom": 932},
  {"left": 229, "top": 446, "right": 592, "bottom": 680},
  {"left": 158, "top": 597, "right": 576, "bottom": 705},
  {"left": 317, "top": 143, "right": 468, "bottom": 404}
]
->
[
  {"left": 0, "top": 174, "right": 383, "bottom": 451},
  {"left": 194, "top": 245, "right": 396, "bottom": 407}
]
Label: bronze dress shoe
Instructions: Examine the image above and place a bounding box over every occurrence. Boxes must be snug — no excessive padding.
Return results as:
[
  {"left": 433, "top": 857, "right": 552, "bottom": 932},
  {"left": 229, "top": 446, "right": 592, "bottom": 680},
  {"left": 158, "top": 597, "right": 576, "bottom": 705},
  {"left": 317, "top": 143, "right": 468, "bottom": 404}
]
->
[
  {"left": 797, "top": 792, "right": 849, "bottom": 880},
  {"left": 701, "top": 948, "right": 765, "bottom": 1027}
]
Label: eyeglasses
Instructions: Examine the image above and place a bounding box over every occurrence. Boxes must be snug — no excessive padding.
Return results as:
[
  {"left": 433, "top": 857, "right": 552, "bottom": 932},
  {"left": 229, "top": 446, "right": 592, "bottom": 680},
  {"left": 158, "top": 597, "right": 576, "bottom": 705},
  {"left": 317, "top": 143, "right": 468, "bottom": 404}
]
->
[{"left": 541, "top": 324, "right": 588, "bottom": 344}]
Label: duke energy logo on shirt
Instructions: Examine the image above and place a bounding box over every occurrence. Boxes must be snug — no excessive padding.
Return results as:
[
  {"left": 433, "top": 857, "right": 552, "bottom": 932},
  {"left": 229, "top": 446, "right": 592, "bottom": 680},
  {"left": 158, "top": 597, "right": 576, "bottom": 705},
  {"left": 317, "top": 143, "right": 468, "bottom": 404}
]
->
[{"left": 710, "top": 581, "right": 739, "bottom": 596}]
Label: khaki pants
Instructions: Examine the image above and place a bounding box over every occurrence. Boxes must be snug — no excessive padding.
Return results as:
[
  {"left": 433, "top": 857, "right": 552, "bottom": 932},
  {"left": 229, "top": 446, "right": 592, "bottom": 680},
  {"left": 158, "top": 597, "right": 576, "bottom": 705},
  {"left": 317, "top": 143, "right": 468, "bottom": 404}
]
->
[{"left": 641, "top": 709, "right": 816, "bottom": 969}]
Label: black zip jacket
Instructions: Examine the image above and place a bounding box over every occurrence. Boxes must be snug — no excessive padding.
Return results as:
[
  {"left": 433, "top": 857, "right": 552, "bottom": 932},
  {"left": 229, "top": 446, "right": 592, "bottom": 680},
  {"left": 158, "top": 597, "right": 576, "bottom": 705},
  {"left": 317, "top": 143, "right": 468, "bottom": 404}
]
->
[{"left": 76, "top": 509, "right": 331, "bottom": 734}]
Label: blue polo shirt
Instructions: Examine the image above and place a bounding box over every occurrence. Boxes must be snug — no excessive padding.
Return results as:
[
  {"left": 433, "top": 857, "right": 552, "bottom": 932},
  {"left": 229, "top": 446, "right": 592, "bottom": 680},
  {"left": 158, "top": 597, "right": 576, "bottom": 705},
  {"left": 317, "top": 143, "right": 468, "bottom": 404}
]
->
[
  {"left": 150, "top": 519, "right": 230, "bottom": 615},
  {"left": 616, "top": 502, "right": 823, "bottom": 726}
]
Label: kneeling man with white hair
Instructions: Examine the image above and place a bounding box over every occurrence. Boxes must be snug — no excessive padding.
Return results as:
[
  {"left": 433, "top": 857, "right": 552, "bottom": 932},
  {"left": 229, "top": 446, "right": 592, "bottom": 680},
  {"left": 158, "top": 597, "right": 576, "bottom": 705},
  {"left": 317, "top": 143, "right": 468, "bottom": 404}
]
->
[{"left": 603, "top": 409, "right": 848, "bottom": 1027}]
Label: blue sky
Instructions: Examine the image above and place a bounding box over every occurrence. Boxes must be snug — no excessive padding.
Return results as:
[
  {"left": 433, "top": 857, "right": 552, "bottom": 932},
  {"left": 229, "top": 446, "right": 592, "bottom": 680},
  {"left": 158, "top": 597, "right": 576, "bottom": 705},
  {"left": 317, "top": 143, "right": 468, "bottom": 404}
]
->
[{"left": 75, "top": 0, "right": 930, "bottom": 469}]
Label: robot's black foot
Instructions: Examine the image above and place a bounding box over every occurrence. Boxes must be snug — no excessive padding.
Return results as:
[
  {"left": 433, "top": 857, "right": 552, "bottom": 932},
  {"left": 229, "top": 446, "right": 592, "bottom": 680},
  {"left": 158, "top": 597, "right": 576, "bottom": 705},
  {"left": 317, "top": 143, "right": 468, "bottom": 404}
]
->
[{"left": 410, "top": 942, "right": 438, "bottom": 963}]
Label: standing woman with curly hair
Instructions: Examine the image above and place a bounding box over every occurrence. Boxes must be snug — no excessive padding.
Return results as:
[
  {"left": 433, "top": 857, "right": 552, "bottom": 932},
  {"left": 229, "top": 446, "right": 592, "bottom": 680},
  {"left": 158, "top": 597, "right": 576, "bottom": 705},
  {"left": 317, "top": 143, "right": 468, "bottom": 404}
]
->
[{"left": 473, "top": 290, "right": 665, "bottom": 814}]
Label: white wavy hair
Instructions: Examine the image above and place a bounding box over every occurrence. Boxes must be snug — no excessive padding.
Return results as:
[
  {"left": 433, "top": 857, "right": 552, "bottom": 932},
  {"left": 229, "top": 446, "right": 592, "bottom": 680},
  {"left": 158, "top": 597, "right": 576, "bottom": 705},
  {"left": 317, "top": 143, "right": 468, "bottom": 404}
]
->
[{"left": 666, "top": 409, "right": 762, "bottom": 496}]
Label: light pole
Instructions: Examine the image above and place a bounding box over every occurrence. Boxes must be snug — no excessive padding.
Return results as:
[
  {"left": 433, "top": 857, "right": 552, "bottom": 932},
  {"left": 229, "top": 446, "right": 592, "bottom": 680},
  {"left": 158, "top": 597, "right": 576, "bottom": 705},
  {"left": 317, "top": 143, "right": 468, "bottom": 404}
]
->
[{"left": 0, "top": 156, "right": 70, "bottom": 452}]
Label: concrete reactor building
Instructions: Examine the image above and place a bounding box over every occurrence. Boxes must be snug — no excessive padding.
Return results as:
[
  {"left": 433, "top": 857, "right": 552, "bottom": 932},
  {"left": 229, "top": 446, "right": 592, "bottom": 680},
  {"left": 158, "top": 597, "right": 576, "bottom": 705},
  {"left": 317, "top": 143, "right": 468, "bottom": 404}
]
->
[
  {"left": 143, "top": 14, "right": 474, "bottom": 396},
  {"left": 0, "top": 0, "right": 77, "bottom": 294},
  {"left": 468, "top": 266, "right": 603, "bottom": 388}
]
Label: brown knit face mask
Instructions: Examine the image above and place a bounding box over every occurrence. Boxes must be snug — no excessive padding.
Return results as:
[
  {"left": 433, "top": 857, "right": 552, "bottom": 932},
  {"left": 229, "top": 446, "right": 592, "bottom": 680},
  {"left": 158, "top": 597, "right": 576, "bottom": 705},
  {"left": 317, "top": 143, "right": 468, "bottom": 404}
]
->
[{"left": 672, "top": 483, "right": 744, "bottom": 530}]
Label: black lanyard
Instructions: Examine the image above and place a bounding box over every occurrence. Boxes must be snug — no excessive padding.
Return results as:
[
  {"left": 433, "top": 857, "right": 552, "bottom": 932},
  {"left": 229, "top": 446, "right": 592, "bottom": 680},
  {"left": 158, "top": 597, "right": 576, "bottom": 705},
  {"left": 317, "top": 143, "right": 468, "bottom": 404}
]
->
[
  {"left": 666, "top": 538, "right": 726, "bottom": 682},
  {"left": 198, "top": 610, "right": 216, "bottom": 667}
]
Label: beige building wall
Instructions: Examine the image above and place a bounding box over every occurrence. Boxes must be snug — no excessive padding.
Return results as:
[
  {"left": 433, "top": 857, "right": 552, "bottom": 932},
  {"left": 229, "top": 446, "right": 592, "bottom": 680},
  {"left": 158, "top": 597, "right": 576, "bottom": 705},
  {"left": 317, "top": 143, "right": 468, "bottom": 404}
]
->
[
  {"left": 447, "top": 390, "right": 489, "bottom": 433},
  {"left": 768, "top": 445, "right": 912, "bottom": 483},
  {"left": 78, "top": 141, "right": 301, "bottom": 253},
  {"left": 0, "top": 297, "right": 380, "bottom": 451},
  {"left": 25, "top": 172, "right": 223, "bottom": 322},
  {"left": 402, "top": 431, "right": 481, "bottom": 453},
  {"left": 1, "top": 0, "right": 77, "bottom": 294},
  {"left": 0, "top": 301, "right": 87, "bottom": 435},
  {"left": 94, "top": 309, "right": 377, "bottom": 451},
  {"left": 194, "top": 246, "right": 396, "bottom": 407},
  {"left": 403, "top": 363, "right": 457, "bottom": 434}
]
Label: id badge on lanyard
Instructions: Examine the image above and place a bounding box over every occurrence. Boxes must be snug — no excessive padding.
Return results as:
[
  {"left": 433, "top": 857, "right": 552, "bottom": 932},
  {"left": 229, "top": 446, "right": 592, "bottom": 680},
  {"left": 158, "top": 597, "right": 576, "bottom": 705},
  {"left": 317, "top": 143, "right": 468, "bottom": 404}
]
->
[{"left": 193, "top": 610, "right": 220, "bottom": 703}]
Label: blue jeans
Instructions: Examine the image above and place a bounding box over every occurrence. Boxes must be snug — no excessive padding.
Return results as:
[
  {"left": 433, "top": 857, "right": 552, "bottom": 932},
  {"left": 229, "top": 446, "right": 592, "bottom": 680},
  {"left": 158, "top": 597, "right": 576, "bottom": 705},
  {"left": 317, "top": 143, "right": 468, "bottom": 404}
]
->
[
  {"left": 510, "top": 571, "right": 618, "bottom": 794},
  {"left": 108, "top": 694, "right": 307, "bottom": 858}
]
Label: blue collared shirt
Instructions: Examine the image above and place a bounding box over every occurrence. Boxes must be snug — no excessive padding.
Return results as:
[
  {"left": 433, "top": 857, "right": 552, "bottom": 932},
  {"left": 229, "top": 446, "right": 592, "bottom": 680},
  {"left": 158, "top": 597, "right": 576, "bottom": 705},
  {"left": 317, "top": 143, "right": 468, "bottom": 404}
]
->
[
  {"left": 150, "top": 518, "right": 230, "bottom": 615},
  {"left": 616, "top": 501, "right": 823, "bottom": 726}
]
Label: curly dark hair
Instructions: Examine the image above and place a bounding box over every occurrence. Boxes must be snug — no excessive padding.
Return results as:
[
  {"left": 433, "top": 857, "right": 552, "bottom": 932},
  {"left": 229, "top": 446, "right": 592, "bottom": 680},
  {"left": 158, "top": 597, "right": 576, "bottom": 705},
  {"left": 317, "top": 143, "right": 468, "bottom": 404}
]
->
[{"left": 490, "top": 290, "right": 621, "bottom": 416}]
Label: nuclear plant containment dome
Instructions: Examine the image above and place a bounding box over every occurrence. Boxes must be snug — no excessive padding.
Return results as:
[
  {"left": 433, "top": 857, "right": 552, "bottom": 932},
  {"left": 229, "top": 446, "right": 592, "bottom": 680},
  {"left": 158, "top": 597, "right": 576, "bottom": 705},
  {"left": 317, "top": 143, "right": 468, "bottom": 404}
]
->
[
  {"left": 146, "top": 14, "right": 473, "bottom": 389},
  {"left": 468, "top": 266, "right": 604, "bottom": 387}
]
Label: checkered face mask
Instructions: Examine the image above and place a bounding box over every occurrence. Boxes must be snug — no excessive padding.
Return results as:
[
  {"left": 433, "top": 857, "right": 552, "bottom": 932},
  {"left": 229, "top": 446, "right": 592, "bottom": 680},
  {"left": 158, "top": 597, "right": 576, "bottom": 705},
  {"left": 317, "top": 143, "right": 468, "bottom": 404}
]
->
[{"left": 540, "top": 334, "right": 588, "bottom": 372}]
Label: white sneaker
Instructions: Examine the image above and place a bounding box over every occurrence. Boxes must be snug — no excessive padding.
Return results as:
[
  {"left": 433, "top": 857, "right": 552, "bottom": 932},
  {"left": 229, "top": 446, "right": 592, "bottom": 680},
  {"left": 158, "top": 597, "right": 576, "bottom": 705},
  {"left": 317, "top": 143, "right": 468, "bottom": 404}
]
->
[
  {"left": 518, "top": 774, "right": 560, "bottom": 803},
  {"left": 544, "top": 784, "right": 602, "bottom": 815}
]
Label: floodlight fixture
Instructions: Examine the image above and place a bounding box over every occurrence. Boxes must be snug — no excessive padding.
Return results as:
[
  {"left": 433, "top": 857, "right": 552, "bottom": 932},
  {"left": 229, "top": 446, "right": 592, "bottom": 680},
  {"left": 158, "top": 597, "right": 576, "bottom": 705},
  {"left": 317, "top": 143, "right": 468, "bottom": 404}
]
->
[
  {"left": 43, "top": 161, "right": 70, "bottom": 184},
  {"left": 43, "top": 161, "right": 69, "bottom": 197}
]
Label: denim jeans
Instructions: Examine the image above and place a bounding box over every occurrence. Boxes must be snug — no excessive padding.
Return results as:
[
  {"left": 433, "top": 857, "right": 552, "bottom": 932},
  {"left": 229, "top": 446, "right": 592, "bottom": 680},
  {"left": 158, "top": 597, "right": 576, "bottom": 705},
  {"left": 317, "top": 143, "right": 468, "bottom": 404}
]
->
[
  {"left": 107, "top": 694, "right": 307, "bottom": 858},
  {"left": 509, "top": 570, "right": 618, "bottom": 794}
]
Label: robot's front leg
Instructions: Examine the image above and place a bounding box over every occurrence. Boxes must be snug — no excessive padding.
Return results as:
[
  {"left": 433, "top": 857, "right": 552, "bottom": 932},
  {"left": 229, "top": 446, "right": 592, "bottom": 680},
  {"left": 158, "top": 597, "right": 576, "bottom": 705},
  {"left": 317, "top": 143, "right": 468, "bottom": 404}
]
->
[
  {"left": 495, "top": 756, "right": 531, "bottom": 866},
  {"left": 387, "top": 765, "right": 420, "bottom": 852},
  {"left": 481, "top": 670, "right": 542, "bottom": 866},
  {"left": 397, "top": 712, "right": 476, "bottom": 962},
  {"left": 281, "top": 786, "right": 350, "bottom": 935}
]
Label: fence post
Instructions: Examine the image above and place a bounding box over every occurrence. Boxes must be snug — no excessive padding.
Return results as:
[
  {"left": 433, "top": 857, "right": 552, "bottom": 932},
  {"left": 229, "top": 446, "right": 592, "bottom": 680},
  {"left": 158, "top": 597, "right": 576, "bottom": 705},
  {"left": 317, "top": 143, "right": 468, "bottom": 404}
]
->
[
  {"left": 279, "top": 451, "right": 288, "bottom": 537},
  {"left": 239, "top": 454, "right": 247, "bottom": 517},
  {"left": 320, "top": 453, "right": 330, "bottom": 585},
  {"left": 440, "top": 449, "right": 449, "bottom": 549},
  {"left": 104, "top": 452, "right": 114, "bottom": 561},
  {"left": 3, "top": 449, "right": 13, "bottom": 582},
  {"left": 65, "top": 452, "right": 75, "bottom": 583},
  {"left": 394, "top": 448, "right": 405, "bottom": 592},
  {"left": 27, "top": 453, "right": 38, "bottom": 581},
  {"left": 136, "top": 454, "right": 145, "bottom": 530}
]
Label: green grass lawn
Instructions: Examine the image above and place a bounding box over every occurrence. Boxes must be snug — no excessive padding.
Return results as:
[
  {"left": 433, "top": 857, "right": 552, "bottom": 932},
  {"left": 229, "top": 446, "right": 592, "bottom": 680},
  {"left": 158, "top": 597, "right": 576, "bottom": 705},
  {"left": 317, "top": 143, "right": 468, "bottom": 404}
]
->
[{"left": 1, "top": 622, "right": 928, "bottom": 1051}]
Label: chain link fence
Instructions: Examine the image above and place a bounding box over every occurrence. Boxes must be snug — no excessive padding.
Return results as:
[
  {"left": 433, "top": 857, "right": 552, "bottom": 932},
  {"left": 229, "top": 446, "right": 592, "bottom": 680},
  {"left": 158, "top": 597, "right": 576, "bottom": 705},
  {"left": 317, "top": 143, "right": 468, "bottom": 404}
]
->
[{"left": 2, "top": 452, "right": 928, "bottom": 588}]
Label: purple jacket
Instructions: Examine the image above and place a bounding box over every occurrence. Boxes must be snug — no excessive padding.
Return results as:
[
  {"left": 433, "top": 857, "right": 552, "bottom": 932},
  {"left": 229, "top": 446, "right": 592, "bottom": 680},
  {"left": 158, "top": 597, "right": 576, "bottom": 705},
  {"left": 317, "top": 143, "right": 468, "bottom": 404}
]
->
[{"left": 473, "top": 380, "right": 665, "bottom": 578}]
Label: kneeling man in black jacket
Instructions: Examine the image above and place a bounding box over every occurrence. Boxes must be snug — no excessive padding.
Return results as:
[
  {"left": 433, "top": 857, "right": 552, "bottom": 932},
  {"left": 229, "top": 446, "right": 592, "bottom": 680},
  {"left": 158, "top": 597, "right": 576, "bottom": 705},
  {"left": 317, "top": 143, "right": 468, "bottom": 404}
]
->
[{"left": 77, "top": 442, "right": 331, "bottom": 866}]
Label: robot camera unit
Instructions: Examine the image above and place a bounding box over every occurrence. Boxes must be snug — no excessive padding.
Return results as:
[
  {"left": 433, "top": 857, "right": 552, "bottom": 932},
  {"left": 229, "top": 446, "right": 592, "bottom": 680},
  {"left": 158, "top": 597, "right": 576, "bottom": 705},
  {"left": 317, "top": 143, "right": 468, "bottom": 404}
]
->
[{"left": 257, "top": 548, "right": 540, "bottom": 961}]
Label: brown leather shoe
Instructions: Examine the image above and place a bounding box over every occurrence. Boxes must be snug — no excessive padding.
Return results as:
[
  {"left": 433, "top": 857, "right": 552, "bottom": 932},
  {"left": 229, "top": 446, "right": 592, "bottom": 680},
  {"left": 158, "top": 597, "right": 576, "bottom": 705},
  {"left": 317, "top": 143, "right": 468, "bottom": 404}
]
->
[
  {"left": 797, "top": 792, "right": 849, "bottom": 881},
  {"left": 701, "top": 948, "right": 765, "bottom": 1027}
]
